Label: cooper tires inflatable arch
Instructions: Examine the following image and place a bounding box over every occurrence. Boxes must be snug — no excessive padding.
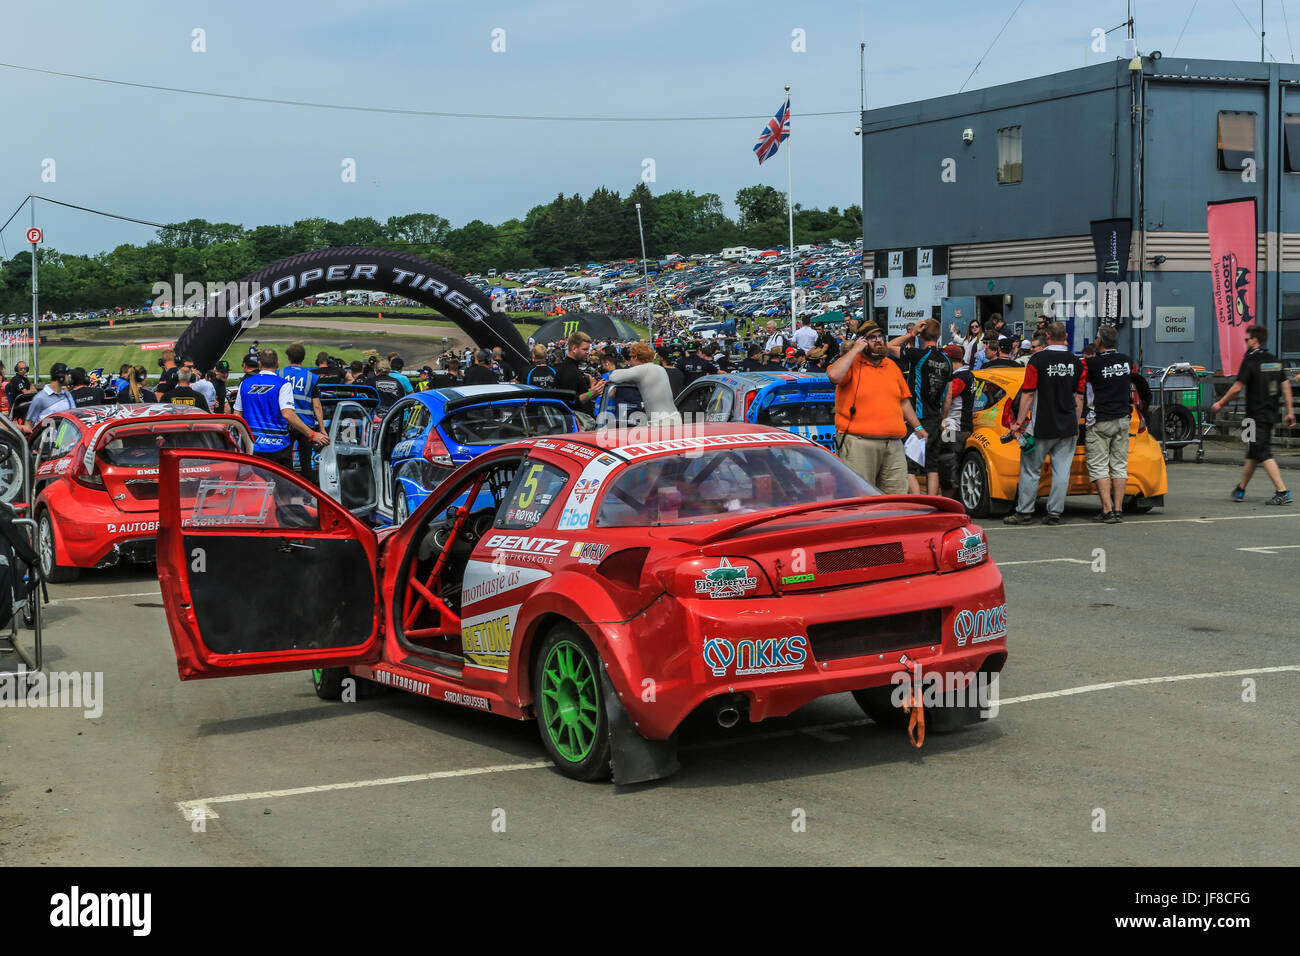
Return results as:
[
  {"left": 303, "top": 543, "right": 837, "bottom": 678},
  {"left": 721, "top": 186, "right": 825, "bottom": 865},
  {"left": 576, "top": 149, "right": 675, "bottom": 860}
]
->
[{"left": 174, "top": 247, "right": 532, "bottom": 373}]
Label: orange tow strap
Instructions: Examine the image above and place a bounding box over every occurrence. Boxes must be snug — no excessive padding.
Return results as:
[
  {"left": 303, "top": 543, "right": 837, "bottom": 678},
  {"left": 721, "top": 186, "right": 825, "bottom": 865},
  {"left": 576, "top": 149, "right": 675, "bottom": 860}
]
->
[{"left": 898, "top": 654, "right": 926, "bottom": 748}]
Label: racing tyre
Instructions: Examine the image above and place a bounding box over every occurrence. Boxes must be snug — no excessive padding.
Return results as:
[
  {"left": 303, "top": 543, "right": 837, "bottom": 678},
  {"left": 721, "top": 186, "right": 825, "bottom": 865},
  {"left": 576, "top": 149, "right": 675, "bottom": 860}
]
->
[
  {"left": 958, "top": 452, "right": 991, "bottom": 517},
  {"left": 1123, "top": 493, "right": 1155, "bottom": 514},
  {"left": 37, "top": 511, "right": 80, "bottom": 584},
  {"left": 853, "top": 685, "right": 910, "bottom": 729},
  {"left": 1150, "top": 404, "right": 1196, "bottom": 443},
  {"left": 311, "top": 667, "right": 351, "bottom": 700},
  {"left": 534, "top": 625, "right": 611, "bottom": 781},
  {"left": 394, "top": 486, "right": 409, "bottom": 526}
]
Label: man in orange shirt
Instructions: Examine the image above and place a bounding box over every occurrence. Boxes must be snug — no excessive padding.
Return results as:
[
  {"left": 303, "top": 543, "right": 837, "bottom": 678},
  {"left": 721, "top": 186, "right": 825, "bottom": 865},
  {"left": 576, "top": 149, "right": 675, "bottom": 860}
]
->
[{"left": 827, "top": 320, "right": 928, "bottom": 494}]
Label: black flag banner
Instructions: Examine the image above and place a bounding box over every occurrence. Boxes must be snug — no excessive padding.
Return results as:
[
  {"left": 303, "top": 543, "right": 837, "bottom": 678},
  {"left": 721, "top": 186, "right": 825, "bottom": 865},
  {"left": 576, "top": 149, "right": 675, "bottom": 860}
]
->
[
  {"left": 1089, "top": 218, "right": 1133, "bottom": 324},
  {"left": 174, "top": 247, "right": 532, "bottom": 373}
]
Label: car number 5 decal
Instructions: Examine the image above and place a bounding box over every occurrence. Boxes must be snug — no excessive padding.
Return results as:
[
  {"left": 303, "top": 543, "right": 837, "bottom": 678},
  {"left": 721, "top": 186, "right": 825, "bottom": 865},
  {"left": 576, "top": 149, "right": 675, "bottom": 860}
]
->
[{"left": 518, "top": 464, "right": 542, "bottom": 509}]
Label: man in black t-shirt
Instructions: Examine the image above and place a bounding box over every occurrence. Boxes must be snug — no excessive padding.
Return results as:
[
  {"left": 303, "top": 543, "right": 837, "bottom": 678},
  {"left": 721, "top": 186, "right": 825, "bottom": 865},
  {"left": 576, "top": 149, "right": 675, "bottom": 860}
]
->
[
  {"left": 371, "top": 362, "right": 406, "bottom": 415},
  {"left": 162, "top": 367, "right": 211, "bottom": 411},
  {"left": 429, "top": 359, "right": 461, "bottom": 389},
  {"left": 554, "top": 332, "right": 604, "bottom": 415},
  {"left": 1005, "top": 321, "right": 1086, "bottom": 526},
  {"left": 68, "top": 367, "right": 107, "bottom": 407},
  {"left": 461, "top": 350, "right": 501, "bottom": 387},
  {"left": 677, "top": 342, "right": 718, "bottom": 388},
  {"left": 524, "top": 345, "right": 557, "bottom": 389},
  {"left": 890, "top": 319, "right": 952, "bottom": 494},
  {"left": 1212, "top": 323, "right": 1296, "bottom": 504},
  {"left": 1082, "top": 325, "right": 1135, "bottom": 522},
  {"left": 738, "top": 345, "right": 765, "bottom": 372},
  {"left": 939, "top": 345, "right": 974, "bottom": 494}
]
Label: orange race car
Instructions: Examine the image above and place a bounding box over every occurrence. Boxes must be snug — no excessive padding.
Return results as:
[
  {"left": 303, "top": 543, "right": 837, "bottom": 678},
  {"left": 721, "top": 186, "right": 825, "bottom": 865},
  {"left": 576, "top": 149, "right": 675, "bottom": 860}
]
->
[{"left": 955, "top": 366, "right": 1168, "bottom": 517}]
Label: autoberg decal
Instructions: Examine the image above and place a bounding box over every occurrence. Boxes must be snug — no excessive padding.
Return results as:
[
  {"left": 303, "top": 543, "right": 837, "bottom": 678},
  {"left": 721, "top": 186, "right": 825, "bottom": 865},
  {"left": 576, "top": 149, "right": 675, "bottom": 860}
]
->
[
  {"left": 953, "top": 604, "right": 1007, "bottom": 647},
  {"left": 107, "top": 521, "right": 159, "bottom": 535},
  {"left": 702, "top": 635, "right": 808, "bottom": 677}
]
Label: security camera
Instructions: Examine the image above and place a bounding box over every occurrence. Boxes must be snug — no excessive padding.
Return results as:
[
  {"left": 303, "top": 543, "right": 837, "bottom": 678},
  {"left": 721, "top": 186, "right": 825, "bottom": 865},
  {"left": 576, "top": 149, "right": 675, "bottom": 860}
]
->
[
  {"left": 1149, "top": 50, "right": 1162, "bottom": 62},
  {"left": 854, "top": 126, "right": 861, "bottom": 136},
  {"left": 962, "top": 128, "right": 974, "bottom": 145}
]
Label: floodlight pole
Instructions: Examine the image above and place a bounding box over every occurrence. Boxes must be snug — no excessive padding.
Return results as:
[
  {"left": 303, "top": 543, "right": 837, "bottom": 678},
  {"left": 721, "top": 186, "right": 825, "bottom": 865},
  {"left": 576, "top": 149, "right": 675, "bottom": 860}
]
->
[
  {"left": 30, "top": 195, "right": 39, "bottom": 378},
  {"left": 786, "top": 84, "right": 796, "bottom": 336},
  {"left": 636, "top": 202, "right": 652, "bottom": 341}
]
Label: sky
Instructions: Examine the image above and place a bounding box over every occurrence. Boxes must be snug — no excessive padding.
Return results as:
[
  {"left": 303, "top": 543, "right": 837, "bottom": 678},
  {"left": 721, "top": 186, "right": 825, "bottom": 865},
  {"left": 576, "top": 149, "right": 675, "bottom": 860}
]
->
[{"left": 0, "top": 0, "right": 1293, "bottom": 256}]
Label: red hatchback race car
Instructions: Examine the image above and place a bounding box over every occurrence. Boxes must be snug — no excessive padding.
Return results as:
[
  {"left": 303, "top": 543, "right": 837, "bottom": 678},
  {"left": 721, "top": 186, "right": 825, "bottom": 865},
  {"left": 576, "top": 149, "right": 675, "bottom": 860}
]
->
[
  {"left": 156, "top": 424, "right": 1008, "bottom": 783},
  {"left": 32, "top": 405, "right": 252, "bottom": 582}
]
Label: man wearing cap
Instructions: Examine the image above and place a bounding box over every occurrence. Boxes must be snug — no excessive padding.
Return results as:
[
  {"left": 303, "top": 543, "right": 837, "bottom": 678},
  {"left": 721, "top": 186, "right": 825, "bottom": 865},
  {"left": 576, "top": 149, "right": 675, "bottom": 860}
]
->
[
  {"left": 982, "top": 336, "right": 1021, "bottom": 369},
  {"left": 763, "top": 347, "right": 786, "bottom": 371},
  {"left": 25, "top": 363, "right": 76, "bottom": 426},
  {"left": 827, "top": 321, "right": 927, "bottom": 495}
]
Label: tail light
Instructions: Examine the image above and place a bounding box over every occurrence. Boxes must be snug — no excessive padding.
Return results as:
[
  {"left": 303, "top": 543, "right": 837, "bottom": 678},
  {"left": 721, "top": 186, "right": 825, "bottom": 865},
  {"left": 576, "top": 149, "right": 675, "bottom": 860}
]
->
[
  {"left": 657, "top": 556, "right": 773, "bottom": 599},
  {"left": 938, "top": 525, "right": 988, "bottom": 573},
  {"left": 742, "top": 391, "right": 758, "bottom": 421},
  {"left": 73, "top": 450, "right": 104, "bottom": 488},
  {"left": 423, "top": 429, "right": 454, "bottom": 467}
]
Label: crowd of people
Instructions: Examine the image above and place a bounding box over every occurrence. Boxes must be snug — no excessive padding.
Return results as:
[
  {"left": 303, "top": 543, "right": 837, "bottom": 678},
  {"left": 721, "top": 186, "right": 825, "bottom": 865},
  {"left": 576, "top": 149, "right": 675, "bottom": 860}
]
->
[{"left": 2, "top": 310, "right": 1293, "bottom": 516}]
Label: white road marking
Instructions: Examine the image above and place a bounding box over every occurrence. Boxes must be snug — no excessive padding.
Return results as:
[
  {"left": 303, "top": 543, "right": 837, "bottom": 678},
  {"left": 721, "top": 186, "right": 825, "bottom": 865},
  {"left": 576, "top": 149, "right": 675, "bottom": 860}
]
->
[
  {"left": 997, "top": 558, "right": 1090, "bottom": 567},
  {"left": 51, "top": 590, "right": 162, "bottom": 604},
  {"left": 986, "top": 513, "right": 1300, "bottom": 530},
  {"left": 177, "top": 761, "right": 550, "bottom": 821},
  {"left": 175, "top": 663, "right": 1300, "bottom": 820},
  {"left": 1236, "top": 545, "right": 1300, "bottom": 555}
]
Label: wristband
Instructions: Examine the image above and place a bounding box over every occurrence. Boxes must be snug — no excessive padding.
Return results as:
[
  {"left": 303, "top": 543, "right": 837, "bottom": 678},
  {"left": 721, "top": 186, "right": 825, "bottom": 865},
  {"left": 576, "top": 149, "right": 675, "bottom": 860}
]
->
[{"left": 913, "top": 425, "right": 923, "bottom": 433}]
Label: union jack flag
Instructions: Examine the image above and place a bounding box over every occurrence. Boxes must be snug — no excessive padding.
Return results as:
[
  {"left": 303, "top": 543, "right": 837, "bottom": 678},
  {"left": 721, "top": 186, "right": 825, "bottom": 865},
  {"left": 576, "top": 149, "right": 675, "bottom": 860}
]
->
[{"left": 753, "top": 97, "right": 790, "bottom": 165}]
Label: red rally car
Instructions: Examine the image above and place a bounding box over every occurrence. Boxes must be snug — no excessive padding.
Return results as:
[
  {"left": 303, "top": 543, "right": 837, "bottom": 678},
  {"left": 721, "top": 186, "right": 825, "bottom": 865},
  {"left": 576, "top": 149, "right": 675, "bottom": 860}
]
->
[
  {"left": 156, "top": 424, "right": 1008, "bottom": 783},
  {"left": 32, "top": 405, "right": 252, "bottom": 582}
]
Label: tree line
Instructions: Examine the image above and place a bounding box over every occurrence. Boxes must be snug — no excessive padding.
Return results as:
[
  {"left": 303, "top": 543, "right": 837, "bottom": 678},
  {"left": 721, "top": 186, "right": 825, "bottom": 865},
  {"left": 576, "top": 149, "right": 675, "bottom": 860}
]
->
[{"left": 0, "top": 183, "right": 862, "bottom": 314}]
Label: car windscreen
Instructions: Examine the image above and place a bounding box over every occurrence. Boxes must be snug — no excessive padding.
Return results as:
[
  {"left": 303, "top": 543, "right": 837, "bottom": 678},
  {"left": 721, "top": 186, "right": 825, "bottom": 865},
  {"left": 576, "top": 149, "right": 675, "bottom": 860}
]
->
[
  {"left": 442, "top": 402, "right": 572, "bottom": 446},
  {"left": 594, "top": 443, "right": 878, "bottom": 527},
  {"left": 99, "top": 428, "right": 232, "bottom": 467}
]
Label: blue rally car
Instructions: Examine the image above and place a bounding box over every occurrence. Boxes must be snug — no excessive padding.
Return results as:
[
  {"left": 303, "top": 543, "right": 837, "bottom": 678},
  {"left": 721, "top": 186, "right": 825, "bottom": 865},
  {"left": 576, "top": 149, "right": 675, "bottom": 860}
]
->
[
  {"left": 598, "top": 370, "right": 837, "bottom": 450},
  {"left": 361, "top": 384, "right": 579, "bottom": 525}
]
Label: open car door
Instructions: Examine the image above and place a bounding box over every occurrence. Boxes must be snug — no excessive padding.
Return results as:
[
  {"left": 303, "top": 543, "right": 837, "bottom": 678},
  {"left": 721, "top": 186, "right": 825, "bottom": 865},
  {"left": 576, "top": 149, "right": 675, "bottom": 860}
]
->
[
  {"left": 317, "top": 401, "right": 378, "bottom": 515},
  {"left": 157, "top": 448, "right": 383, "bottom": 680}
]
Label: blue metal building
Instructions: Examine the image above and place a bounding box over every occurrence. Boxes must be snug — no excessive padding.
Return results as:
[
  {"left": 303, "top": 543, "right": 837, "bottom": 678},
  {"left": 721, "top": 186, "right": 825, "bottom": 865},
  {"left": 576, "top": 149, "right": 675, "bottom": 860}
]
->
[{"left": 860, "top": 56, "right": 1300, "bottom": 372}]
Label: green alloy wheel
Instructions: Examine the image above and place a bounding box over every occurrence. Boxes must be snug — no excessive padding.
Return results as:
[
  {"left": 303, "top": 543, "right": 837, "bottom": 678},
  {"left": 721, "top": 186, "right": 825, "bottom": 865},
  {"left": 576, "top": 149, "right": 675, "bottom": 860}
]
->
[{"left": 534, "top": 626, "right": 611, "bottom": 781}]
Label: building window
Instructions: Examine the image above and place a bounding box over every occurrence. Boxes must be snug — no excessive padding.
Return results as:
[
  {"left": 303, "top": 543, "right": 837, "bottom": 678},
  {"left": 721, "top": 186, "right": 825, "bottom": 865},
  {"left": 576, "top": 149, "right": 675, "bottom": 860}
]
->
[
  {"left": 1285, "top": 115, "right": 1300, "bottom": 172},
  {"left": 1217, "top": 111, "right": 1256, "bottom": 172},
  {"left": 997, "top": 126, "right": 1022, "bottom": 184}
]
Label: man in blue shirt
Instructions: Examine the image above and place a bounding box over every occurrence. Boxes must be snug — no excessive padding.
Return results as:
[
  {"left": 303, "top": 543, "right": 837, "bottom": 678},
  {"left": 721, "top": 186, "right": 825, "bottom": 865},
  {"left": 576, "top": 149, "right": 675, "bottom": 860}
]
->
[
  {"left": 236, "top": 349, "right": 327, "bottom": 469},
  {"left": 280, "top": 342, "right": 326, "bottom": 481}
]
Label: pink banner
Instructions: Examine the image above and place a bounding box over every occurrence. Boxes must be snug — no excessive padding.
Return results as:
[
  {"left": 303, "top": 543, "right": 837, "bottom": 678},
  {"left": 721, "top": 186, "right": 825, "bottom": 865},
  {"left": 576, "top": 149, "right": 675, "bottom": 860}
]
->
[
  {"left": 140, "top": 341, "right": 174, "bottom": 351},
  {"left": 1207, "top": 198, "right": 1257, "bottom": 376}
]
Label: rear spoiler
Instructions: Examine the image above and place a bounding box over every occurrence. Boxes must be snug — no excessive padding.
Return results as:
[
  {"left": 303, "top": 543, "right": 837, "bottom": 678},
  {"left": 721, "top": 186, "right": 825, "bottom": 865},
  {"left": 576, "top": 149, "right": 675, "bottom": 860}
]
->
[{"left": 666, "top": 494, "right": 966, "bottom": 546}]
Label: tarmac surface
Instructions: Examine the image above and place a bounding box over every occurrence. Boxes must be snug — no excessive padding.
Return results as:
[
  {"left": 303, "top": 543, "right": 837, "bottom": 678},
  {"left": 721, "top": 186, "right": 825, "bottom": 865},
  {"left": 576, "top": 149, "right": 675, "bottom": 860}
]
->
[{"left": 2, "top": 460, "right": 1296, "bottom": 866}]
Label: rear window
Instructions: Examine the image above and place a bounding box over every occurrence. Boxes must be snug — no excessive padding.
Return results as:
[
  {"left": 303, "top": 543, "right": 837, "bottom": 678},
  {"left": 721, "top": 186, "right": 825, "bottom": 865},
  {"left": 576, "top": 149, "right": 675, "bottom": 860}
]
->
[
  {"left": 594, "top": 444, "right": 876, "bottom": 527},
  {"left": 757, "top": 402, "right": 834, "bottom": 427},
  {"left": 100, "top": 429, "right": 233, "bottom": 467},
  {"left": 442, "top": 403, "right": 572, "bottom": 446}
]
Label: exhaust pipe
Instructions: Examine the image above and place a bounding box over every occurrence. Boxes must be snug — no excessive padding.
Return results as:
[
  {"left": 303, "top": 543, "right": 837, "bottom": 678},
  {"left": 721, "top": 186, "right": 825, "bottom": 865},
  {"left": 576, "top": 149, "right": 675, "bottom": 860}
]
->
[{"left": 714, "top": 694, "right": 745, "bottom": 729}]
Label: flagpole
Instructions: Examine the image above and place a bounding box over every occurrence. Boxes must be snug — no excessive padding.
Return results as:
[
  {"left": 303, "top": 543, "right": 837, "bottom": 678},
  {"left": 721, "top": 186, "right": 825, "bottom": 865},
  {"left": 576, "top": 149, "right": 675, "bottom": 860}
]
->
[{"left": 785, "top": 84, "right": 795, "bottom": 338}]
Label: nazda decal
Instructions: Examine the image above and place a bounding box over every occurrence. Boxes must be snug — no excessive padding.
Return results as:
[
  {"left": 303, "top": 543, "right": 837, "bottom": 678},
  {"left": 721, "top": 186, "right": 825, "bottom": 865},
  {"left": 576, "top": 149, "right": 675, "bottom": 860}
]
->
[
  {"left": 695, "top": 558, "right": 758, "bottom": 598},
  {"left": 781, "top": 573, "right": 814, "bottom": 584},
  {"left": 702, "top": 635, "right": 808, "bottom": 677},
  {"left": 953, "top": 604, "right": 1007, "bottom": 646},
  {"left": 955, "top": 529, "right": 986, "bottom": 565}
]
